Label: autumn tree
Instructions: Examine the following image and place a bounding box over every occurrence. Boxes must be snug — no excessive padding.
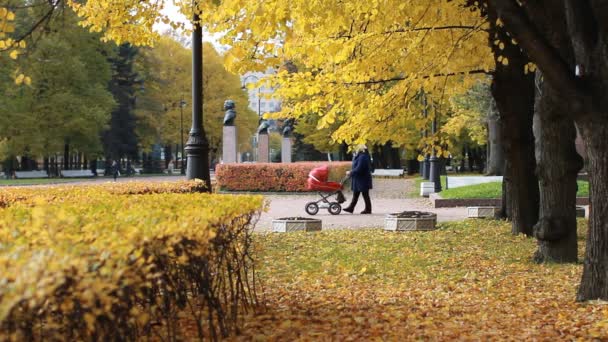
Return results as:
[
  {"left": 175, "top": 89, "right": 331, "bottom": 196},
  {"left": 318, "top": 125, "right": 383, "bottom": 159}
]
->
[
  {"left": 487, "top": 0, "right": 608, "bottom": 301},
  {"left": 136, "top": 36, "right": 257, "bottom": 165},
  {"left": 446, "top": 80, "right": 503, "bottom": 175},
  {"left": 0, "top": 3, "right": 114, "bottom": 173}
]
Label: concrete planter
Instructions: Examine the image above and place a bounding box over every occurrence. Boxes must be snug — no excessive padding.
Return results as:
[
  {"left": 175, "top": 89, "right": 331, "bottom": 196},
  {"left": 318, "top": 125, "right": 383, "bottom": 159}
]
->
[
  {"left": 467, "top": 206, "right": 501, "bottom": 219},
  {"left": 420, "top": 182, "right": 435, "bottom": 197},
  {"left": 385, "top": 211, "right": 437, "bottom": 231},
  {"left": 272, "top": 217, "right": 322, "bottom": 233},
  {"left": 576, "top": 206, "right": 586, "bottom": 218}
]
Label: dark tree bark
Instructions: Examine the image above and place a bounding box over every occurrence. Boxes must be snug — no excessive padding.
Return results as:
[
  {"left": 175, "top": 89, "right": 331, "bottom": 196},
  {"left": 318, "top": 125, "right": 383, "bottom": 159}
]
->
[
  {"left": 63, "top": 142, "right": 69, "bottom": 170},
  {"left": 490, "top": 0, "right": 608, "bottom": 300},
  {"left": 489, "top": 4, "right": 540, "bottom": 236},
  {"left": 164, "top": 145, "right": 172, "bottom": 169},
  {"left": 486, "top": 104, "right": 504, "bottom": 175},
  {"left": 533, "top": 73, "right": 583, "bottom": 263}
]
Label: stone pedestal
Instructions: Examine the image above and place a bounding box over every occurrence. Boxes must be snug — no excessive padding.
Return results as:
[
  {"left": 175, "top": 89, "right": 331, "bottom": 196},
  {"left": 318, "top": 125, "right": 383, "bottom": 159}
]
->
[
  {"left": 384, "top": 211, "right": 437, "bottom": 231},
  {"left": 222, "top": 126, "right": 237, "bottom": 163},
  {"left": 420, "top": 182, "right": 435, "bottom": 197},
  {"left": 281, "top": 137, "right": 292, "bottom": 163},
  {"left": 272, "top": 217, "right": 322, "bottom": 232},
  {"left": 258, "top": 133, "right": 269, "bottom": 163},
  {"left": 467, "top": 206, "right": 501, "bottom": 218},
  {"left": 576, "top": 206, "right": 586, "bottom": 218}
]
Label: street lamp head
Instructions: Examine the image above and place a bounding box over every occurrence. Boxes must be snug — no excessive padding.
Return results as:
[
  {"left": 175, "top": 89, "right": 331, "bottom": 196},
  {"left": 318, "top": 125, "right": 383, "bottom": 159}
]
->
[{"left": 180, "top": 100, "right": 187, "bottom": 108}]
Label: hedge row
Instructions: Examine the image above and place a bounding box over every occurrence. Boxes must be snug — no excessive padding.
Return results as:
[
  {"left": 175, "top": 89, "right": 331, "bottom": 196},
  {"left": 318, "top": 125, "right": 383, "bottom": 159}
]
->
[
  {"left": 0, "top": 185, "right": 265, "bottom": 341},
  {"left": 0, "top": 180, "right": 209, "bottom": 208},
  {"left": 215, "top": 162, "right": 351, "bottom": 192}
]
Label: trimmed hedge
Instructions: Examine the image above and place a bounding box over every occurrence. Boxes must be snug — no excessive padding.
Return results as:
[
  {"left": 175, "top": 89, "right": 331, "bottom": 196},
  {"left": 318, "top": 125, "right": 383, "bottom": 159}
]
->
[
  {"left": 215, "top": 162, "right": 352, "bottom": 192},
  {"left": 0, "top": 184, "right": 265, "bottom": 341}
]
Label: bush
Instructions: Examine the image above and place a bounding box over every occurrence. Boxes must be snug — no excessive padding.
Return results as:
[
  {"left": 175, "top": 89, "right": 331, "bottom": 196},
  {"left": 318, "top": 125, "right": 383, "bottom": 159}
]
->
[
  {"left": 0, "top": 180, "right": 210, "bottom": 208},
  {"left": 215, "top": 162, "right": 351, "bottom": 192},
  {"left": 0, "top": 186, "right": 265, "bottom": 341}
]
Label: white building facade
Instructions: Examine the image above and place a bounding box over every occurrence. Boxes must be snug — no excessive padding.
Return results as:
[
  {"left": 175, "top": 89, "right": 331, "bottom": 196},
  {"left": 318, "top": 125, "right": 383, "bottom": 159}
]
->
[{"left": 240, "top": 69, "right": 282, "bottom": 117}]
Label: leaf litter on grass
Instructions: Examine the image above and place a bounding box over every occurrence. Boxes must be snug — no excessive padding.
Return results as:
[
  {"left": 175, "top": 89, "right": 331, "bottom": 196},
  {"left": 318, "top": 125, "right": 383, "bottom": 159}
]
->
[{"left": 229, "top": 219, "right": 608, "bottom": 340}]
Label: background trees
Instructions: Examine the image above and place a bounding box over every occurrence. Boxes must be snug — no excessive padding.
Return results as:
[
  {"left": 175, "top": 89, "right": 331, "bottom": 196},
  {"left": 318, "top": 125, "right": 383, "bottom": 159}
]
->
[
  {"left": 1, "top": 1, "right": 256, "bottom": 174},
  {"left": 0, "top": 5, "right": 114, "bottom": 174},
  {"left": 136, "top": 36, "right": 258, "bottom": 166}
]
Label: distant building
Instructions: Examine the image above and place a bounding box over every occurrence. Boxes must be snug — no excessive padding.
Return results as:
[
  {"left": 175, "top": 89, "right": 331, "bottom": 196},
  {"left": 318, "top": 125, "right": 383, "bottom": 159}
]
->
[{"left": 240, "top": 69, "right": 282, "bottom": 118}]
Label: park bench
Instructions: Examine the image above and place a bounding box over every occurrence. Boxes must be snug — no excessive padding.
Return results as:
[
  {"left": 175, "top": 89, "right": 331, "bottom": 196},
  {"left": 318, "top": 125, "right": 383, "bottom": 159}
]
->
[
  {"left": 61, "top": 170, "right": 95, "bottom": 178},
  {"left": 14, "top": 171, "right": 49, "bottom": 179},
  {"left": 372, "top": 169, "right": 404, "bottom": 177}
]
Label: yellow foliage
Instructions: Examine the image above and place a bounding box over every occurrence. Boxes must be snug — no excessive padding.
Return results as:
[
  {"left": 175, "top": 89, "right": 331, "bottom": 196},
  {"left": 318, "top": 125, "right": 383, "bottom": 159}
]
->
[
  {"left": 200, "top": 0, "right": 494, "bottom": 149},
  {"left": 0, "top": 182, "right": 265, "bottom": 340},
  {"left": 64, "top": 1, "right": 495, "bottom": 150}
]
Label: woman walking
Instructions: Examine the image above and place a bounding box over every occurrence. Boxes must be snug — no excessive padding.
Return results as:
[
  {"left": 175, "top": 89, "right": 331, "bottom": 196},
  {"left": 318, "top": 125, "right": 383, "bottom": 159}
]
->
[{"left": 343, "top": 145, "right": 373, "bottom": 214}]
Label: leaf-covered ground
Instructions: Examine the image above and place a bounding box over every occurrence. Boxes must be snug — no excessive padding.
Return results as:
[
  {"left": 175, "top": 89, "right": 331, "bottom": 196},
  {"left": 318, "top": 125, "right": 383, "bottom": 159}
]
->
[{"left": 233, "top": 219, "right": 607, "bottom": 340}]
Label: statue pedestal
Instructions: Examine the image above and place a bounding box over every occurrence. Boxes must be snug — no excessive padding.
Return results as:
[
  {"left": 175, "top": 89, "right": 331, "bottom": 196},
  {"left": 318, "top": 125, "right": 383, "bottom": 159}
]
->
[
  {"left": 281, "top": 137, "right": 292, "bottom": 163},
  {"left": 258, "top": 133, "right": 269, "bottom": 163},
  {"left": 222, "top": 126, "right": 238, "bottom": 163}
]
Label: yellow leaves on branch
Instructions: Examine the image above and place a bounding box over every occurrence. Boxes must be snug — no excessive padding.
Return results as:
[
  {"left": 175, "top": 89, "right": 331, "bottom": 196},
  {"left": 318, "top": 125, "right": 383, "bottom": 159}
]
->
[
  {"left": 66, "top": 0, "right": 166, "bottom": 46},
  {"left": 202, "top": 0, "right": 495, "bottom": 149},
  {"left": 1, "top": 7, "right": 30, "bottom": 86}
]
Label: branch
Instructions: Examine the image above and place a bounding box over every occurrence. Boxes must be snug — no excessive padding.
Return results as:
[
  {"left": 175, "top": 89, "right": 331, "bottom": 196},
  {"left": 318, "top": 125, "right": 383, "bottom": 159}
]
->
[
  {"left": 0, "top": 4, "right": 57, "bottom": 53},
  {"left": 491, "top": 0, "right": 583, "bottom": 98},
  {"left": 564, "top": 0, "right": 598, "bottom": 66},
  {"left": 332, "top": 25, "right": 482, "bottom": 39},
  {"left": 347, "top": 69, "right": 489, "bottom": 85}
]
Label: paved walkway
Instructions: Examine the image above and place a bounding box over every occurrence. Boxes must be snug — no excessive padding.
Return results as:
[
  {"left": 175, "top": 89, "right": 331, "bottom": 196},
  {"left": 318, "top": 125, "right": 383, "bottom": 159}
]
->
[
  {"left": 255, "top": 178, "right": 468, "bottom": 231},
  {"left": 3, "top": 176, "right": 470, "bottom": 231}
]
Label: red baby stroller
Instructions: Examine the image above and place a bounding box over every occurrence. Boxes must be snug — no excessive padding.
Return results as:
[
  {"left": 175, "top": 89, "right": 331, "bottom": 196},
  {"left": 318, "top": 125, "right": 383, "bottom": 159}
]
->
[{"left": 305, "top": 165, "right": 348, "bottom": 215}]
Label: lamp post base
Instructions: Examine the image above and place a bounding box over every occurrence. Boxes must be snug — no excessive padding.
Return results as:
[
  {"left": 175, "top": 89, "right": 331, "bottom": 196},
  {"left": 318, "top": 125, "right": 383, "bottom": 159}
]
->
[
  {"left": 429, "top": 155, "right": 442, "bottom": 192},
  {"left": 185, "top": 132, "right": 211, "bottom": 190}
]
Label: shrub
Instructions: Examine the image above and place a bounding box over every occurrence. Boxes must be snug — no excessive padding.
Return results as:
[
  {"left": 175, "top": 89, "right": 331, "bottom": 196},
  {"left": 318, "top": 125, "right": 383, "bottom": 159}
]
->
[
  {"left": 0, "top": 180, "right": 209, "bottom": 208},
  {"left": 0, "top": 188, "right": 265, "bottom": 341},
  {"left": 215, "top": 162, "right": 351, "bottom": 192}
]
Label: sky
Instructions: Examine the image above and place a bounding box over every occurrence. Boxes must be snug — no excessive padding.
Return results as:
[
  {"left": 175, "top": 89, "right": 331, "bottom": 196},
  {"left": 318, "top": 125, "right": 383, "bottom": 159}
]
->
[{"left": 154, "top": 1, "right": 224, "bottom": 50}]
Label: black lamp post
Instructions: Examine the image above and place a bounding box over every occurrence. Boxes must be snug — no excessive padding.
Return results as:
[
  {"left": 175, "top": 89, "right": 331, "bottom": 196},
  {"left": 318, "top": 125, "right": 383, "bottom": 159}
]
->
[
  {"left": 179, "top": 97, "right": 186, "bottom": 175},
  {"left": 242, "top": 74, "right": 261, "bottom": 118},
  {"left": 185, "top": 3, "right": 211, "bottom": 189},
  {"left": 429, "top": 117, "right": 442, "bottom": 192}
]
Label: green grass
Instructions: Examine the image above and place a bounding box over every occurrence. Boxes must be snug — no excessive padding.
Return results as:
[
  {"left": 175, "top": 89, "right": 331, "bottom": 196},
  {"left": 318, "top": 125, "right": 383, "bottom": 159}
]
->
[
  {"left": 244, "top": 219, "right": 603, "bottom": 340},
  {"left": 0, "top": 178, "right": 85, "bottom": 186},
  {"left": 0, "top": 173, "right": 185, "bottom": 187},
  {"left": 439, "top": 180, "right": 589, "bottom": 199}
]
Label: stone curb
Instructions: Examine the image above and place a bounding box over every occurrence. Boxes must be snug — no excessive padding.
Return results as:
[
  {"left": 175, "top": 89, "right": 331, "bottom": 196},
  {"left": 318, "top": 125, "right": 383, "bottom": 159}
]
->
[{"left": 429, "top": 193, "right": 590, "bottom": 208}]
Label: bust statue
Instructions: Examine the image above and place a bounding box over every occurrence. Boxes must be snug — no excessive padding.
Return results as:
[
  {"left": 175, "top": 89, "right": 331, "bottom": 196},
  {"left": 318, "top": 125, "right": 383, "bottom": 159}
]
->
[
  {"left": 257, "top": 119, "right": 270, "bottom": 134},
  {"left": 282, "top": 118, "right": 294, "bottom": 137},
  {"left": 223, "top": 99, "right": 237, "bottom": 126}
]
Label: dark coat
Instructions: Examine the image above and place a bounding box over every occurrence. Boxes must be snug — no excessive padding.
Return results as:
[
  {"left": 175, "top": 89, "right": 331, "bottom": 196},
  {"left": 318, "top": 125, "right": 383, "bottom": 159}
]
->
[{"left": 350, "top": 152, "right": 373, "bottom": 192}]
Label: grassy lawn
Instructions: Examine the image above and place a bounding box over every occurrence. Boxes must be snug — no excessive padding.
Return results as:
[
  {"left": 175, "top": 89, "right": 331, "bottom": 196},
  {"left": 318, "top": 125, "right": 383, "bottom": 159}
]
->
[
  {"left": 0, "top": 174, "right": 185, "bottom": 186},
  {"left": 243, "top": 219, "right": 606, "bottom": 340},
  {"left": 439, "top": 180, "right": 589, "bottom": 199},
  {"left": 0, "top": 178, "right": 85, "bottom": 186}
]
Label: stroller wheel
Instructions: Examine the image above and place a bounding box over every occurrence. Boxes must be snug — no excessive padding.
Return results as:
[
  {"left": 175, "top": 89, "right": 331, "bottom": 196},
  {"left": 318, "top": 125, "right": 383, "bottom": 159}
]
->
[
  {"left": 329, "top": 202, "right": 342, "bottom": 215},
  {"left": 305, "top": 202, "right": 319, "bottom": 215}
]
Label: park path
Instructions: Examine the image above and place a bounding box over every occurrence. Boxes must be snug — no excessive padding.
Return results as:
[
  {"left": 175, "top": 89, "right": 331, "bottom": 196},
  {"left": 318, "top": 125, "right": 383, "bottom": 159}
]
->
[
  {"left": 255, "top": 178, "right": 468, "bottom": 231},
  {"left": 2, "top": 175, "right": 469, "bottom": 231}
]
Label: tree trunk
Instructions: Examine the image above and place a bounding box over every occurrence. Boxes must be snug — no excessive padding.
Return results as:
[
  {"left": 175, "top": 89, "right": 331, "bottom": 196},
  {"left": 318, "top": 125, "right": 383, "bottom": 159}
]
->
[
  {"left": 576, "top": 117, "right": 608, "bottom": 300},
  {"left": 486, "top": 109, "right": 504, "bottom": 176},
  {"left": 43, "top": 157, "right": 49, "bottom": 175},
  {"left": 489, "top": 10, "right": 539, "bottom": 236},
  {"left": 164, "top": 145, "right": 172, "bottom": 169},
  {"left": 499, "top": 162, "right": 511, "bottom": 220},
  {"left": 533, "top": 73, "right": 583, "bottom": 263},
  {"left": 63, "top": 142, "right": 69, "bottom": 170}
]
